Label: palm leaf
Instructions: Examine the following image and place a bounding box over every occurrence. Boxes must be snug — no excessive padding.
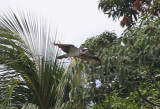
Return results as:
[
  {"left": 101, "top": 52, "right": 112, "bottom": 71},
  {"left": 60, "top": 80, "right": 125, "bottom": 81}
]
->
[
  {"left": 55, "top": 58, "right": 88, "bottom": 109},
  {"left": 21, "top": 103, "right": 39, "bottom": 109},
  {"left": 0, "top": 8, "right": 64, "bottom": 109}
]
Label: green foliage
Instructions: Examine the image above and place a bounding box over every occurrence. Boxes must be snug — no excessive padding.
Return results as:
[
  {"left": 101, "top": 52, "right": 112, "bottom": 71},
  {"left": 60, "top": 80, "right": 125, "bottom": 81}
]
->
[
  {"left": 74, "top": 14, "right": 160, "bottom": 108},
  {"left": 55, "top": 59, "right": 88, "bottom": 109},
  {"left": 21, "top": 103, "right": 39, "bottom": 109},
  {"left": 116, "top": 15, "right": 160, "bottom": 108}
]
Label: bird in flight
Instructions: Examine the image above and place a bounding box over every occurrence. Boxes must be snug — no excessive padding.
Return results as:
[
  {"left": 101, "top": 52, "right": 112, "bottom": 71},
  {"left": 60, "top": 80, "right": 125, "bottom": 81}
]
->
[{"left": 54, "top": 43, "right": 102, "bottom": 65}]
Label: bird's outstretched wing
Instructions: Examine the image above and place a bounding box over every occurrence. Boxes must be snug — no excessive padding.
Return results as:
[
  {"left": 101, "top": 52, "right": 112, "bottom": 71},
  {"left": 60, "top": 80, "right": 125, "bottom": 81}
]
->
[
  {"left": 54, "top": 43, "right": 78, "bottom": 53},
  {"left": 77, "top": 54, "right": 102, "bottom": 65}
]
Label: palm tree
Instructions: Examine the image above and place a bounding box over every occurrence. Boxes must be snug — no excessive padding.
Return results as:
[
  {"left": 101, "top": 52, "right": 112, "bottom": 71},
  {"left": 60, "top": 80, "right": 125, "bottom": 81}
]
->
[
  {"left": 0, "top": 8, "right": 94, "bottom": 109},
  {"left": 0, "top": 9, "right": 64, "bottom": 109}
]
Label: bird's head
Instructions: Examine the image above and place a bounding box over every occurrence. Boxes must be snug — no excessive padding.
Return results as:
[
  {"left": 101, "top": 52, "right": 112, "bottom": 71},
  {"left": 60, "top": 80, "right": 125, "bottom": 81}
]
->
[{"left": 81, "top": 48, "right": 88, "bottom": 54}]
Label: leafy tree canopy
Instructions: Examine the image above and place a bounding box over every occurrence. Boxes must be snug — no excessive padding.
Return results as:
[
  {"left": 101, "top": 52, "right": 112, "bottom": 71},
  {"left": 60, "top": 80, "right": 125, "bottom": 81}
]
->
[
  {"left": 98, "top": 0, "right": 160, "bottom": 27},
  {"left": 74, "top": 13, "right": 160, "bottom": 108}
]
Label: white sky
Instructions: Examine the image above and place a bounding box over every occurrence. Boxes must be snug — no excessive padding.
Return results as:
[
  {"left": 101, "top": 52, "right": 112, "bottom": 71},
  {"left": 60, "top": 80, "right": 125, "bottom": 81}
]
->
[{"left": 0, "top": 0, "right": 124, "bottom": 47}]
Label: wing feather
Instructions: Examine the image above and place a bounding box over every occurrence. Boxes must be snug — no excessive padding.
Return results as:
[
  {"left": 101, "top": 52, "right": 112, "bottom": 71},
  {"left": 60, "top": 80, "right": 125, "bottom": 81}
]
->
[
  {"left": 54, "top": 43, "right": 78, "bottom": 53},
  {"left": 77, "top": 54, "right": 102, "bottom": 65}
]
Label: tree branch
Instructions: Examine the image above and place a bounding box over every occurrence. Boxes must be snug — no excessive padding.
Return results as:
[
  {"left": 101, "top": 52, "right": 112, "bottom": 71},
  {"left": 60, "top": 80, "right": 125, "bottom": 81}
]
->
[
  {"left": 145, "top": 66, "right": 160, "bottom": 91},
  {"left": 136, "top": 88, "right": 160, "bottom": 107},
  {"left": 133, "top": 80, "right": 160, "bottom": 107}
]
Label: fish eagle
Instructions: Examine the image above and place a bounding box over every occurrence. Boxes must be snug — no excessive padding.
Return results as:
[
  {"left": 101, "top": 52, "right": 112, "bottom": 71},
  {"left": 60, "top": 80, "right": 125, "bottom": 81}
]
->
[{"left": 54, "top": 43, "right": 102, "bottom": 65}]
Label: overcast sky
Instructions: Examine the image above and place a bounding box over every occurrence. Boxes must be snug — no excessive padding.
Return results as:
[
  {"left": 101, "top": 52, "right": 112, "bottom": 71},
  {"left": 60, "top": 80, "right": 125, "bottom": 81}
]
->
[{"left": 0, "top": 0, "right": 124, "bottom": 46}]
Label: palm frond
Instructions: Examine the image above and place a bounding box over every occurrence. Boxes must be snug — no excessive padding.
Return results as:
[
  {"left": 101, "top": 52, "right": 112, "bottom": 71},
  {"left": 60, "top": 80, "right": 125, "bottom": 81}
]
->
[
  {"left": 21, "top": 103, "right": 39, "bottom": 109},
  {"left": 0, "top": 8, "right": 64, "bottom": 109},
  {"left": 0, "top": 8, "right": 60, "bottom": 61},
  {"left": 55, "top": 58, "right": 88, "bottom": 109}
]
